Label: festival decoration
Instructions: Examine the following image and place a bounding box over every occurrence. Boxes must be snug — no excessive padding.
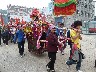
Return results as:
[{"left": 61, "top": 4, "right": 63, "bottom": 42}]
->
[
  {"left": 24, "top": 24, "right": 32, "bottom": 33},
  {"left": 54, "top": 0, "right": 77, "bottom": 16},
  {"left": 14, "top": 18, "right": 20, "bottom": 24},
  {"left": 21, "top": 17, "right": 26, "bottom": 24},
  {"left": 30, "top": 8, "right": 40, "bottom": 21},
  {"left": 23, "top": 8, "right": 49, "bottom": 54}
]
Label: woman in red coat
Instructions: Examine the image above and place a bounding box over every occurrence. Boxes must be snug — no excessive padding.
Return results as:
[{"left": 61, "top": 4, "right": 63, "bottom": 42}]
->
[{"left": 46, "top": 25, "right": 60, "bottom": 72}]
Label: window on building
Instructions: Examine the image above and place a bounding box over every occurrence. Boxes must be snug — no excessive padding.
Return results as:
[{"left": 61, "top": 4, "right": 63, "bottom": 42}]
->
[
  {"left": 15, "top": 13, "right": 17, "bottom": 15},
  {"left": 76, "top": 10, "right": 79, "bottom": 14},
  {"left": 89, "top": 0, "right": 93, "bottom": 3},
  {"left": 85, "top": 11, "right": 87, "bottom": 17},
  {"left": 84, "top": 4, "right": 87, "bottom": 8},
  {"left": 88, "top": 13, "right": 90, "bottom": 18},
  {"left": 77, "top": 0, "right": 79, "bottom": 4},
  {"left": 81, "top": 10, "right": 84, "bottom": 16}
]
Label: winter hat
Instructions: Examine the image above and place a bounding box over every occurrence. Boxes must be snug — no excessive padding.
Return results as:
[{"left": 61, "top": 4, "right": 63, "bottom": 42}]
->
[{"left": 49, "top": 24, "right": 56, "bottom": 30}]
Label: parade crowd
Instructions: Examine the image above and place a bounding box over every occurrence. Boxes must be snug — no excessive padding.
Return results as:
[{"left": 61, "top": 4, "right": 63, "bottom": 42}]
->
[{"left": 0, "top": 20, "right": 86, "bottom": 72}]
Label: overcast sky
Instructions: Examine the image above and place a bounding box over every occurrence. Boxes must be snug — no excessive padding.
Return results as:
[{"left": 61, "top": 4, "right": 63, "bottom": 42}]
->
[
  {"left": 0, "top": 0, "right": 51, "bottom": 9},
  {"left": 0, "top": 0, "right": 96, "bottom": 15}
]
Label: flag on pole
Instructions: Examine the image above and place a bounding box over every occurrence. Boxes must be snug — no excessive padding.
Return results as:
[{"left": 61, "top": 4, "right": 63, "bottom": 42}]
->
[
  {"left": 15, "top": 17, "right": 18, "bottom": 24},
  {"left": 15, "top": 17, "right": 20, "bottom": 24},
  {"left": 21, "top": 17, "right": 25, "bottom": 24},
  {"left": 0, "top": 13, "right": 4, "bottom": 26}
]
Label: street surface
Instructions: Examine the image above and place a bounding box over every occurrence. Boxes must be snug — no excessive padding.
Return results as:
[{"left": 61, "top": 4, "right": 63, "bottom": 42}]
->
[{"left": 0, "top": 34, "right": 96, "bottom": 72}]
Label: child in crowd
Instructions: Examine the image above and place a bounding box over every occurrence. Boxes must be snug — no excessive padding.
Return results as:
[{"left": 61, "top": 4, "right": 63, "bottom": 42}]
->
[
  {"left": 58, "top": 23, "right": 67, "bottom": 55},
  {"left": 67, "top": 23, "right": 74, "bottom": 59},
  {"left": 66, "top": 21, "right": 83, "bottom": 72}
]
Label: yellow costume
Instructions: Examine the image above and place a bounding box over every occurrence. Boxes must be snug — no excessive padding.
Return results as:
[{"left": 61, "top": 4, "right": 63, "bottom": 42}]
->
[
  {"left": 24, "top": 27, "right": 32, "bottom": 33},
  {"left": 70, "top": 29, "right": 80, "bottom": 49}
]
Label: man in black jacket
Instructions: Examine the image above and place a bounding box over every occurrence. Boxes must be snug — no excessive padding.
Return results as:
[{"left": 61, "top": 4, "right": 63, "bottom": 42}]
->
[
  {"left": 0, "top": 25, "right": 2, "bottom": 46},
  {"left": 0, "top": 28, "right": 1, "bottom": 46},
  {"left": 2, "top": 28, "right": 9, "bottom": 46}
]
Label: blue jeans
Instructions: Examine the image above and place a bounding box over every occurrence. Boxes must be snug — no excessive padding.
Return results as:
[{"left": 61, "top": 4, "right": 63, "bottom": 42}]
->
[
  {"left": 76, "top": 53, "right": 82, "bottom": 70},
  {"left": 66, "top": 53, "right": 82, "bottom": 71}
]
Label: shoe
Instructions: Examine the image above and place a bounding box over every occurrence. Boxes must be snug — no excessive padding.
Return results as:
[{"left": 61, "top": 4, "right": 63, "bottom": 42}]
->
[
  {"left": 65, "top": 61, "right": 70, "bottom": 69},
  {"left": 50, "top": 70, "right": 55, "bottom": 72},
  {"left": 6, "top": 45, "right": 8, "bottom": 46},
  {"left": 77, "top": 70, "right": 83, "bottom": 72},
  {"left": 21, "top": 55, "right": 23, "bottom": 58},
  {"left": 61, "top": 52, "right": 64, "bottom": 55},
  {"left": 46, "top": 65, "right": 50, "bottom": 72}
]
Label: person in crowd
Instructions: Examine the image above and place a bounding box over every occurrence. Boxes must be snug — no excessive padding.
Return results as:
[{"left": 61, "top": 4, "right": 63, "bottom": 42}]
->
[
  {"left": 67, "top": 23, "right": 74, "bottom": 60},
  {"left": 2, "top": 26, "right": 10, "bottom": 46},
  {"left": 0, "top": 25, "right": 2, "bottom": 46},
  {"left": 57, "top": 22, "right": 61, "bottom": 27},
  {"left": 26, "top": 32, "right": 33, "bottom": 52},
  {"left": 46, "top": 25, "right": 62, "bottom": 72},
  {"left": 66, "top": 21, "right": 83, "bottom": 72},
  {"left": 14, "top": 26, "right": 25, "bottom": 58},
  {"left": 10, "top": 27, "right": 16, "bottom": 43},
  {"left": 46, "top": 23, "right": 59, "bottom": 37},
  {"left": 39, "top": 28, "right": 47, "bottom": 54},
  {"left": 58, "top": 23, "right": 67, "bottom": 55}
]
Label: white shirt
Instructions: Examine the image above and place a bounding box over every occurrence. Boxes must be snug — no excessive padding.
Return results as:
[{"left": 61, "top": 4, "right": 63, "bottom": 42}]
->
[{"left": 11, "top": 27, "right": 16, "bottom": 34}]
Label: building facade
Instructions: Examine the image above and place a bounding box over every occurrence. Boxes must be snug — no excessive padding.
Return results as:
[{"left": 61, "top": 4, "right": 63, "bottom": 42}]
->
[
  {"left": 48, "top": 2, "right": 54, "bottom": 15},
  {"left": 64, "top": 0, "right": 95, "bottom": 28},
  {"left": 47, "top": 0, "right": 95, "bottom": 28},
  {"left": 7, "top": 4, "right": 33, "bottom": 22},
  {"left": 39, "top": 7, "right": 49, "bottom": 15},
  {"left": 0, "top": 9, "right": 8, "bottom": 24},
  {"left": 7, "top": 4, "right": 51, "bottom": 22}
]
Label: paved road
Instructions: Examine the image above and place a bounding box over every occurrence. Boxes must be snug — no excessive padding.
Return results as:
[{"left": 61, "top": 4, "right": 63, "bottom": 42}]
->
[{"left": 0, "top": 34, "right": 96, "bottom": 72}]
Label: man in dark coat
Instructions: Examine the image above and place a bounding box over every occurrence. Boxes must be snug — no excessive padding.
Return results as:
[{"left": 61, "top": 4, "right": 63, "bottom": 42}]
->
[
  {"left": 46, "top": 25, "right": 60, "bottom": 72},
  {"left": 0, "top": 25, "right": 2, "bottom": 46},
  {"left": 26, "top": 32, "right": 33, "bottom": 52},
  {"left": 2, "top": 28, "right": 10, "bottom": 46}
]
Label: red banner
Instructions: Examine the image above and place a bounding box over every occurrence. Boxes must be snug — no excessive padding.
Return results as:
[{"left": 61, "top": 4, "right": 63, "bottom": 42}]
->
[
  {"left": 54, "top": 0, "right": 69, "bottom": 3},
  {"left": 54, "top": 3, "right": 76, "bottom": 15}
]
